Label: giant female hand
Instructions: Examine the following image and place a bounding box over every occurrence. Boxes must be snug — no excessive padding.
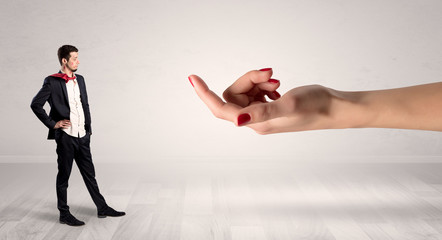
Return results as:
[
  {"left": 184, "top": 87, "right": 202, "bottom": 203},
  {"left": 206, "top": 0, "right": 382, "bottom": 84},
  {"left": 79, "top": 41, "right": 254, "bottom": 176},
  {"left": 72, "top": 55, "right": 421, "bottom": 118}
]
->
[
  {"left": 189, "top": 69, "right": 442, "bottom": 134},
  {"left": 188, "top": 68, "right": 359, "bottom": 134}
]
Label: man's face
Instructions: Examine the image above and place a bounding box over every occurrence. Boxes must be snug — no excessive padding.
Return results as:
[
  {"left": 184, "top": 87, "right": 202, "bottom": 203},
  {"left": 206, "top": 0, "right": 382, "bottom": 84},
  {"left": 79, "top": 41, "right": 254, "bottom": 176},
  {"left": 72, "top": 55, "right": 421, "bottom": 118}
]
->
[{"left": 64, "top": 52, "right": 79, "bottom": 72}]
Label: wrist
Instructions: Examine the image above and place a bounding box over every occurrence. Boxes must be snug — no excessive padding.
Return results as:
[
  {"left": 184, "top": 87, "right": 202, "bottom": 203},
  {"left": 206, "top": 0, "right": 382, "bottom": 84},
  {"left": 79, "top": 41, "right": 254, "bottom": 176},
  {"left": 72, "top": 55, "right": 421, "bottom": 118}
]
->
[{"left": 328, "top": 89, "right": 377, "bottom": 129}]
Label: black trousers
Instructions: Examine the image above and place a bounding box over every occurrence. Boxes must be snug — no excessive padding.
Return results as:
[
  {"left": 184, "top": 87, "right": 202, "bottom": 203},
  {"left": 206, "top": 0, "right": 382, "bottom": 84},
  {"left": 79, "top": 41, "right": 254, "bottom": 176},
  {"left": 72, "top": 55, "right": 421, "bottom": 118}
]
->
[{"left": 55, "top": 130, "right": 107, "bottom": 215}]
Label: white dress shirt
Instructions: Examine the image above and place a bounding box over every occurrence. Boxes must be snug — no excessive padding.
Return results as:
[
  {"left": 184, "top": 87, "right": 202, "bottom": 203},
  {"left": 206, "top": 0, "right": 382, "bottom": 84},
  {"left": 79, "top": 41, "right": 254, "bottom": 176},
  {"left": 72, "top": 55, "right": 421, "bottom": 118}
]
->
[{"left": 63, "top": 74, "right": 86, "bottom": 138}]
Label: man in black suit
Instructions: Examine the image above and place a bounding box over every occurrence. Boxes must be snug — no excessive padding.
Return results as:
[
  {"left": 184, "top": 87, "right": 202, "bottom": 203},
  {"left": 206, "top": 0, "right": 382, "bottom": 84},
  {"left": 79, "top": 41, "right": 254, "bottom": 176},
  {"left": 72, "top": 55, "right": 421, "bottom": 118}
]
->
[{"left": 31, "top": 45, "right": 125, "bottom": 226}]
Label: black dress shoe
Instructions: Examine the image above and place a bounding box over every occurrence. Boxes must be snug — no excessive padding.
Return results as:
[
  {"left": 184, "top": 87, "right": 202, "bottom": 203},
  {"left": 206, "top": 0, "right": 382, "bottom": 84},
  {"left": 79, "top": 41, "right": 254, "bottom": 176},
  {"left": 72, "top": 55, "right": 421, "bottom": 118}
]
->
[
  {"left": 97, "top": 206, "right": 126, "bottom": 218},
  {"left": 59, "top": 214, "right": 85, "bottom": 226}
]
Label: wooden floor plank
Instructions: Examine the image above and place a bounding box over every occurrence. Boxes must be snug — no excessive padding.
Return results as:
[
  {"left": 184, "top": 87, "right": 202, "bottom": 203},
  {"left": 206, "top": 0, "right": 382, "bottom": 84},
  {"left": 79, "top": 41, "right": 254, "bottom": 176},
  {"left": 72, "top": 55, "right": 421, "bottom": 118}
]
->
[{"left": 1, "top": 162, "right": 442, "bottom": 239}]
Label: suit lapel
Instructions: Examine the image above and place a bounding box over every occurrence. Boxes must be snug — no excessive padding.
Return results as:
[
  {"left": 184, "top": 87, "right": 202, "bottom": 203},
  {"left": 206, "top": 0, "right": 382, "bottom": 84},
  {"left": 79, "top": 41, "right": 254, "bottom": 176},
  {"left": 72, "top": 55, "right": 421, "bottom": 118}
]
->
[
  {"left": 59, "top": 78, "right": 69, "bottom": 104},
  {"left": 77, "top": 77, "right": 85, "bottom": 97}
]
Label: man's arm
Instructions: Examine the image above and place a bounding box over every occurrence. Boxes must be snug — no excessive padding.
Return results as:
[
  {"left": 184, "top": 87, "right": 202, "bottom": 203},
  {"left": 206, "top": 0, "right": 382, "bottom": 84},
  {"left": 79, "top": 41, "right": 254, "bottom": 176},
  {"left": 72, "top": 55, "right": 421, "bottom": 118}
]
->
[
  {"left": 78, "top": 76, "right": 92, "bottom": 134},
  {"left": 30, "top": 78, "right": 57, "bottom": 129}
]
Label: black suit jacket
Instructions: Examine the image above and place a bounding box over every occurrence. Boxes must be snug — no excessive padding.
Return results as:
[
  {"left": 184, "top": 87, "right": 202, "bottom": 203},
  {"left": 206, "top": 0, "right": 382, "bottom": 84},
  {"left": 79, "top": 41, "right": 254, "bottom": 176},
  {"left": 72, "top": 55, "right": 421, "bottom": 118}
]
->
[{"left": 31, "top": 74, "right": 92, "bottom": 139}]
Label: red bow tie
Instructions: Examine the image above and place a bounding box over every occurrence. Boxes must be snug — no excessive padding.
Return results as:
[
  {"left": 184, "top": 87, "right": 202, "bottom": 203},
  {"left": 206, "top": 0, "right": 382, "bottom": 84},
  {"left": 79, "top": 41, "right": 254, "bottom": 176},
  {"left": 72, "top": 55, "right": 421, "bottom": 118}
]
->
[{"left": 51, "top": 73, "right": 76, "bottom": 83}]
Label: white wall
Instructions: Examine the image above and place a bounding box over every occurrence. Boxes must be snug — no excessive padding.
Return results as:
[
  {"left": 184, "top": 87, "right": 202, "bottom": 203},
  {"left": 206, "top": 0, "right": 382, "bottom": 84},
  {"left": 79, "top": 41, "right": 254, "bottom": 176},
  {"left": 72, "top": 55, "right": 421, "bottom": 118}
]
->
[{"left": 1, "top": 0, "right": 441, "bottom": 163}]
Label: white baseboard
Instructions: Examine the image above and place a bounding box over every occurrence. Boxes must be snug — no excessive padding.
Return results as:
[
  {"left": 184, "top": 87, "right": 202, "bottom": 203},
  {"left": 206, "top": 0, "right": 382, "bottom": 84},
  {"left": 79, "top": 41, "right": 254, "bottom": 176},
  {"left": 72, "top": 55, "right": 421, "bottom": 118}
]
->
[{"left": 0, "top": 155, "right": 441, "bottom": 163}]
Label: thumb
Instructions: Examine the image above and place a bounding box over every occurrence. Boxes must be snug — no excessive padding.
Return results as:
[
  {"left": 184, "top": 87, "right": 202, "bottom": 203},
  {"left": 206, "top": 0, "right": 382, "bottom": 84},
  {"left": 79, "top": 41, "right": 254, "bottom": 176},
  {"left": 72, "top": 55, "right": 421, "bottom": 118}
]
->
[{"left": 236, "top": 99, "right": 292, "bottom": 126}]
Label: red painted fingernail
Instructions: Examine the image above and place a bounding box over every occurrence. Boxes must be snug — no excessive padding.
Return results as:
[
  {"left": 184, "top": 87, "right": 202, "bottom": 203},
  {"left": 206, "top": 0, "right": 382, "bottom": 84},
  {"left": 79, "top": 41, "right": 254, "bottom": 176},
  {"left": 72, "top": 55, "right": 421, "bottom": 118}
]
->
[
  {"left": 237, "top": 113, "right": 251, "bottom": 126},
  {"left": 268, "top": 79, "right": 279, "bottom": 84},
  {"left": 259, "top": 68, "right": 272, "bottom": 71},
  {"left": 273, "top": 91, "right": 281, "bottom": 98},
  {"left": 188, "top": 76, "right": 194, "bottom": 87}
]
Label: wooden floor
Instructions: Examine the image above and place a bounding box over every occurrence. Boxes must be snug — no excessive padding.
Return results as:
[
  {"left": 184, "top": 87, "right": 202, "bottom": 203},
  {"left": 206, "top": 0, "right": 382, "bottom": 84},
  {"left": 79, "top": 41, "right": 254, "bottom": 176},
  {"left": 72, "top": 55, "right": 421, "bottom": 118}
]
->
[{"left": 1, "top": 160, "right": 442, "bottom": 240}]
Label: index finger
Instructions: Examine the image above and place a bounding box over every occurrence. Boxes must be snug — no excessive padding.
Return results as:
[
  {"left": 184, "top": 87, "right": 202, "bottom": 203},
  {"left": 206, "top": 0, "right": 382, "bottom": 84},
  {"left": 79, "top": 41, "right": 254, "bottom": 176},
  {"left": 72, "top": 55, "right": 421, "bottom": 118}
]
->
[
  {"left": 224, "top": 68, "right": 274, "bottom": 96},
  {"left": 189, "top": 75, "right": 241, "bottom": 123}
]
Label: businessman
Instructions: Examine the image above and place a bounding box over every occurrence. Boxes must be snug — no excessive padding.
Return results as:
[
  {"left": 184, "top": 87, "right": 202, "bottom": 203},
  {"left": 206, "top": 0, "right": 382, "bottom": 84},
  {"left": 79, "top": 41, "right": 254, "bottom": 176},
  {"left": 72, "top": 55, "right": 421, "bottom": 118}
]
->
[{"left": 31, "top": 45, "right": 125, "bottom": 226}]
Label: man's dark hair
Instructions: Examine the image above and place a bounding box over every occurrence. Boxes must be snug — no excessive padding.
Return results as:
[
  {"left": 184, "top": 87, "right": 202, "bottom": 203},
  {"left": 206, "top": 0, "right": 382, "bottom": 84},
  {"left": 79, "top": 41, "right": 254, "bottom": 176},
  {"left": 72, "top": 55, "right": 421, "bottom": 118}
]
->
[{"left": 57, "top": 45, "right": 78, "bottom": 65}]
